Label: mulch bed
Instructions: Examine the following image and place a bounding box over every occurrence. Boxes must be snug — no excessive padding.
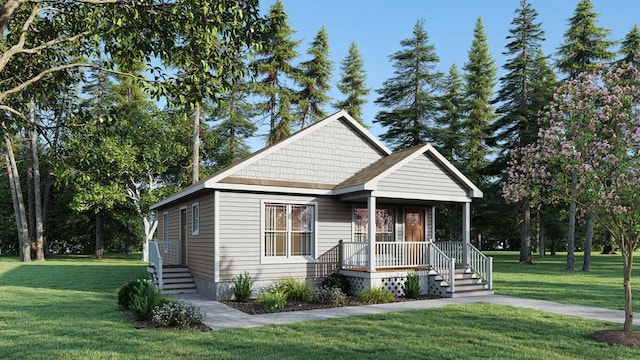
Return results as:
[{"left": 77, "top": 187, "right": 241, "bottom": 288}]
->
[
  {"left": 123, "top": 308, "right": 211, "bottom": 332},
  {"left": 222, "top": 295, "right": 439, "bottom": 315},
  {"left": 591, "top": 330, "right": 640, "bottom": 347}
]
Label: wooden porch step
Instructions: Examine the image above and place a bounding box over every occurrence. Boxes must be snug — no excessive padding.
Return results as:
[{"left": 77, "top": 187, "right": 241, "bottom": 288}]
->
[{"left": 147, "top": 266, "right": 197, "bottom": 294}]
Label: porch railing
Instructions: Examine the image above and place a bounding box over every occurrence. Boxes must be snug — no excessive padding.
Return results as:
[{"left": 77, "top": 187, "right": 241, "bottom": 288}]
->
[
  {"left": 468, "top": 243, "right": 493, "bottom": 289},
  {"left": 434, "top": 241, "right": 463, "bottom": 263},
  {"left": 148, "top": 241, "right": 163, "bottom": 290},
  {"left": 161, "top": 240, "right": 182, "bottom": 266},
  {"left": 376, "top": 241, "right": 429, "bottom": 268},
  {"left": 428, "top": 242, "right": 456, "bottom": 292},
  {"left": 342, "top": 241, "right": 368, "bottom": 269}
]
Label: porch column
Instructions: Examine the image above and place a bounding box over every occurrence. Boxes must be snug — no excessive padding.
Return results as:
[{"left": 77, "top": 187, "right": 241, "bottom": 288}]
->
[
  {"left": 462, "top": 202, "right": 471, "bottom": 267},
  {"left": 367, "top": 195, "right": 377, "bottom": 272}
]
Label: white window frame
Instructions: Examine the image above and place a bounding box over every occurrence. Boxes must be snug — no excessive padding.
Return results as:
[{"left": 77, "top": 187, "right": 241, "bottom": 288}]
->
[
  {"left": 191, "top": 202, "right": 200, "bottom": 236},
  {"left": 162, "top": 212, "right": 169, "bottom": 253},
  {"left": 351, "top": 206, "right": 396, "bottom": 242},
  {"left": 260, "top": 200, "right": 318, "bottom": 264}
]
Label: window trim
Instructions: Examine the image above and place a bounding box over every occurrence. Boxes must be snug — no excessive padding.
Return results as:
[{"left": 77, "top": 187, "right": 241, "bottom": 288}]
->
[
  {"left": 162, "top": 212, "right": 169, "bottom": 253},
  {"left": 260, "top": 200, "right": 318, "bottom": 264},
  {"left": 191, "top": 202, "right": 200, "bottom": 236},
  {"left": 351, "top": 205, "right": 396, "bottom": 242}
]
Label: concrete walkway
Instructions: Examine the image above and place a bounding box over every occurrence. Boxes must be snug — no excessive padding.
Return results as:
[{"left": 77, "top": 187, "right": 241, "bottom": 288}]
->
[{"left": 177, "top": 293, "right": 639, "bottom": 331}]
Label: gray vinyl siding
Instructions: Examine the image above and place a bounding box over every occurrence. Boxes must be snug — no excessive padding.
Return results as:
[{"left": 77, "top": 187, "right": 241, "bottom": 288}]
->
[
  {"left": 217, "top": 191, "right": 351, "bottom": 282},
  {"left": 155, "top": 193, "right": 215, "bottom": 281},
  {"left": 377, "top": 153, "right": 468, "bottom": 198},
  {"left": 231, "top": 119, "right": 385, "bottom": 185}
]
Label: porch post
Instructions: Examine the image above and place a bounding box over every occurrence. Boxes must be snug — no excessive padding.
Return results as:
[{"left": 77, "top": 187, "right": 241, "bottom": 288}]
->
[
  {"left": 367, "top": 195, "right": 377, "bottom": 272},
  {"left": 462, "top": 202, "right": 471, "bottom": 267}
]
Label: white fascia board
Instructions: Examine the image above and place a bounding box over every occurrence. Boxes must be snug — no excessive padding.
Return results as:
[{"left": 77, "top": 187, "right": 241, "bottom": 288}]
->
[
  {"left": 338, "top": 110, "right": 392, "bottom": 155},
  {"left": 150, "top": 183, "right": 205, "bottom": 210},
  {"left": 209, "top": 182, "right": 334, "bottom": 195},
  {"left": 371, "top": 190, "right": 472, "bottom": 203},
  {"left": 332, "top": 184, "right": 370, "bottom": 196}
]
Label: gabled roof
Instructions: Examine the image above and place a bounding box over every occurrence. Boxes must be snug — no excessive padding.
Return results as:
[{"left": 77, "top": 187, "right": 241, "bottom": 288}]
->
[
  {"left": 334, "top": 143, "right": 483, "bottom": 198},
  {"left": 151, "top": 110, "right": 390, "bottom": 209}
]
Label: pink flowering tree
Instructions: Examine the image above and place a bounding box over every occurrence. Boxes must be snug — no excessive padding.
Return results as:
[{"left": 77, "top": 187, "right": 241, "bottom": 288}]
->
[{"left": 504, "top": 63, "right": 640, "bottom": 332}]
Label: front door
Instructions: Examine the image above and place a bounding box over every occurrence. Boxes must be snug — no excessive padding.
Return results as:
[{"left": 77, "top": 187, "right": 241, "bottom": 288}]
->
[
  {"left": 405, "top": 209, "right": 425, "bottom": 265},
  {"left": 180, "top": 208, "right": 187, "bottom": 265}
]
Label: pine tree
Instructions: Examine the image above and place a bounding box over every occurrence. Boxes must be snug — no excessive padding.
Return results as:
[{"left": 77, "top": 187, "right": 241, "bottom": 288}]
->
[
  {"left": 557, "top": 0, "right": 616, "bottom": 78},
  {"left": 297, "top": 27, "right": 332, "bottom": 128},
  {"left": 619, "top": 25, "right": 640, "bottom": 66},
  {"left": 461, "top": 17, "right": 497, "bottom": 172},
  {"left": 251, "top": 0, "right": 301, "bottom": 145},
  {"left": 435, "top": 63, "right": 465, "bottom": 162},
  {"left": 492, "top": 1, "right": 556, "bottom": 265},
  {"left": 334, "top": 42, "right": 370, "bottom": 125},
  {"left": 374, "top": 19, "right": 443, "bottom": 150}
]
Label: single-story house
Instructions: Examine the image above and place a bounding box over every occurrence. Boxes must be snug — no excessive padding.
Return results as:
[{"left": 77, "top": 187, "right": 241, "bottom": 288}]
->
[{"left": 148, "top": 110, "right": 493, "bottom": 299}]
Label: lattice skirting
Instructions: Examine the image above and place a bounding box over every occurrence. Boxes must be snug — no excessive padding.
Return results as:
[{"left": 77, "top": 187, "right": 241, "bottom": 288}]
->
[{"left": 342, "top": 271, "right": 433, "bottom": 297}]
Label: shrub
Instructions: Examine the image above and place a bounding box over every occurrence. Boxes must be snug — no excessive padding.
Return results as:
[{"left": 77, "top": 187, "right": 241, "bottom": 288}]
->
[
  {"left": 313, "top": 285, "right": 347, "bottom": 306},
  {"left": 231, "top": 272, "right": 254, "bottom": 302},
  {"left": 128, "top": 279, "right": 168, "bottom": 320},
  {"left": 118, "top": 279, "right": 144, "bottom": 308},
  {"left": 274, "top": 276, "right": 314, "bottom": 301},
  {"left": 357, "top": 286, "right": 395, "bottom": 304},
  {"left": 402, "top": 270, "right": 421, "bottom": 299},
  {"left": 257, "top": 289, "right": 287, "bottom": 310},
  {"left": 322, "top": 272, "right": 351, "bottom": 295},
  {"left": 152, "top": 300, "right": 205, "bottom": 328}
]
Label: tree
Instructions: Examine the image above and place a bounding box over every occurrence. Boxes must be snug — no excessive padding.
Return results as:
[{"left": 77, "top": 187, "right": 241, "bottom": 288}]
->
[
  {"left": 252, "top": 0, "right": 301, "bottom": 145},
  {"left": 618, "top": 25, "right": 640, "bottom": 67},
  {"left": 374, "top": 19, "right": 443, "bottom": 150},
  {"left": 461, "top": 17, "right": 497, "bottom": 172},
  {"left": 504, "top": 63, "right": 640, "bottom": 332},
  {"left": 556, "top": 0, "right": 616, "bottom": 270},
  {"left": 435, "top": 63, "right": 465, "bottom": 162},
  {"left": 297, "top": 27, "right": 332, "bottom": 128},
  {"left": 492, "top": 1, "right": 551, "bottom": 264},
  {"left": 334, "top": 42, "right": 370, "bottom": 125}
]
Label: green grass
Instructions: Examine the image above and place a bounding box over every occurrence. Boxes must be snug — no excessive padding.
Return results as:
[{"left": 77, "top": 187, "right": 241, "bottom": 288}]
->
[
  {"left": 1, "top": 252, "right": 640, "bottom": 359},
  {"left": 490, "top": 251, "right": 640, "bottom": 311}
]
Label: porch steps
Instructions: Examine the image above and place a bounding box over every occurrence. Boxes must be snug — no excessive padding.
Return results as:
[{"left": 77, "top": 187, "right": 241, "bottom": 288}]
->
[
  {"left": 147, "top": 266, "right": 197, "bottom": 294},
  {"left": 433, "top": 268, "right": 494, "bottom": 298}
]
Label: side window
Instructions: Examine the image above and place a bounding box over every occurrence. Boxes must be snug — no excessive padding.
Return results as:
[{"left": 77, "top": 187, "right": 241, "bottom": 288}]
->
[
  {"left": 192, "top": 203, "right": 200, "bottom": 235},
  {"left": 163, "top": 212, "right": 169, "bottom": 253},
  {"left": 352, "top": 207, "right": 395, "bottom": 242}
]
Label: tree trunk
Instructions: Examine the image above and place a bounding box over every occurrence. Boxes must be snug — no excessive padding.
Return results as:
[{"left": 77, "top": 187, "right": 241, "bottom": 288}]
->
[
  {"left": 519, "top": 198, "right": 532, "bottom": 264},
  {"left": 24, "top": 127, "right": 35, "bottom": 251},
  {"left": 94, "top": 212, "right": 104, "bottom": 259},
  {"left": 583, "top": 212, "right": 594, "bottom": 271},
  {"left": 191, "top": 103, "right": 200, "bottom": 184},
  {"left": 537, "top": 210, "right": 544, "bottom": 258},
  {"left": 550, "top": 237, "right": 556, "bottom": 256},
  {"left": 4, "top": 134, "right": 30, "bottom": 261},
  {"left": 29, "top": 100, "right": 44, "bottom": 261},
  {"left": 621, "top": 235, "right": 634, "bottom": 332},
  {"left": 566, "top": 200, "right": 576, "bottom": 270}
]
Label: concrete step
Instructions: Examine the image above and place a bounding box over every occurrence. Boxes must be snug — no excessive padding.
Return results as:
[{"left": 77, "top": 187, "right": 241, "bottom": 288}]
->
[{"left": 447, "top": 289, "right": 495, "bottom": 298}]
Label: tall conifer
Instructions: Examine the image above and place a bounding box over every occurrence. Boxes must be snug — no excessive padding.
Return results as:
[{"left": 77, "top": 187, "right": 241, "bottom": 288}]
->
[
  {"left": 297, "top": 27, "right": 332, "bottom": 128},
  {"left": 334, "top": 42, "right": 370, "bottom": 125},
  {"left": 619, "top": 25, "right": 640, "bottom": 67},
  {"left": 435, "top": 63, "right": 465, "bottom": 162},
  {"left": 374, "top": 19, "right": 443, "bottom": 150}
]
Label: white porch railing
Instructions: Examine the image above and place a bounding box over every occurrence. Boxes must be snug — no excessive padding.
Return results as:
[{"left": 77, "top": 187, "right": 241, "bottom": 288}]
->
[
  {"left": 342, "top": 241, "right": 368, "bottom": 269},
  {"left": 428, "top": 242, "right": 456, "bottom": 292},
  {"left": 149, "top": 241, "right": 163, "bottom": 290},
  {"left": 468, "top": 243, "right": 493, "bottom": 289},
  {"left": 434, "top": 241, "right": 464, "bottom": 263},
  {"left": 376, "top": 241, "right": 429, "bottom": 268},
  {"left": 161, "top": 240, "right": 182, "bottom": 266}
]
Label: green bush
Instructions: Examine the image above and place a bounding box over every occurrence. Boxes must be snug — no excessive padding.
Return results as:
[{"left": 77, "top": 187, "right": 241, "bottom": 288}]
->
[
  {"left": 274, "top": 276, "right": 314, "bottom": 301},
  {"left": 257, "top": 289, "right": 287, "bottom": 310},
  {"left": 313, "top": 285, "right": 347, "bottom": 306},
  {"left": 322, "top": 272, "right": 351, "bottom": 295},
  {"left": 128, "top": 279, "right": 168, "bottom": 320},
  {"left": 402, "top": 270, "right": 421, "bottom": 299},
  {"left": 152, "top": 300, "right": 205, "bottom": 328},
  {"left": 357, "top": 286, "right": 395, "bottom": 304},
  {"left": 118, "top": 279, "right": 143, "bottom": 308},
  {"left": 231, "top": 272, "right": 255, "bottom": 302}
]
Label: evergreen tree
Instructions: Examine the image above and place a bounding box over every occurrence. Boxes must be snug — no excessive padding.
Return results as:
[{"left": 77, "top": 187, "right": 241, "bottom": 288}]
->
[
  {"left": 461, "top": 17, "right": 497, "bottom": 172},
  {"left": 492, "top": 1, "right": 556, "bottom": 265},
  {"left": 435, "top": 63, "right": 465, "bottom": 162},
  {"left": 334, "top": 42, "right": 370, "bottom": 125},
  {"left": 556, "top": 0, "right": 615, "bottom": 270},
  {"left": 556, "top": 0, "right": 616, "bottom": 78},
  {"left": 297, "top": 27, "right": 332, "bottom": 128},
  {"left": 374, "top": 19, "right": 443, "bottom": 150},
  {"left": 251, "top": 0, "right": 301, "bottom": 145},
  {"left": 619, "top": 25, "right": 640, "bottom": 66}
]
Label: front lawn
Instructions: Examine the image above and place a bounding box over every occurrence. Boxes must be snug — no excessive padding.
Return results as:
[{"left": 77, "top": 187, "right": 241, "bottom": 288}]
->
[{"left": 1, "top": 253, "right": 640, "bottom": 359}]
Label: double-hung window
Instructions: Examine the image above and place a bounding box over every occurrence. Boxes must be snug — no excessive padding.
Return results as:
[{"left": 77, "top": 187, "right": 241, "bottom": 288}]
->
[
  {"left": 263, "top": 202, "right": 316, "bottom": 260},
  {"left": 353, "top": 207, "right": 395, "bottom": 242}
]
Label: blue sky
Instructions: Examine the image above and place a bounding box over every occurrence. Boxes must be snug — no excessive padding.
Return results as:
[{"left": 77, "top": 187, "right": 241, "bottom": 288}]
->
[{"left": 251, "top": 0, "right": 639, "bottom": 150}]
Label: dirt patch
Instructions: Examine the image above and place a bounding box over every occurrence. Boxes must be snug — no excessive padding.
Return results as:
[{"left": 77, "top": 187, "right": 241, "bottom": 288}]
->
[
  {"left": 591, "top": 330, "right": 640, "bottom": 347},
  {"left": 222, "top": 295, "right": 439, "bottom": 315}
]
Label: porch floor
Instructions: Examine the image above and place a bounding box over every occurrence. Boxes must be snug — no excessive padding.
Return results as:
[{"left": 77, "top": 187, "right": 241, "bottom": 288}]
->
[{"left": 342, "top": 266, "right": 431, "bottom": 273}]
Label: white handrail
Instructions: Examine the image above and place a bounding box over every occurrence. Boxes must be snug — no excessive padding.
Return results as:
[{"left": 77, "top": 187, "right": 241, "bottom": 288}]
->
[
  {"left": 434, "top": 241, "right": 464, "bottom": 263},
  {"left": 468, "top": 243, "right": 493, "bottom": 289},
  {"left": 342, "top": 241, "right": 368, "bottom": 269},
  {"left": 149, "top": 241, "right": 163, "bottom": 290},
  {"left": 375, "top": 241, "right": 429, "bottom": 268},
  {"left": 429, "top": 241, "right": 455, "bottom": 292}
]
